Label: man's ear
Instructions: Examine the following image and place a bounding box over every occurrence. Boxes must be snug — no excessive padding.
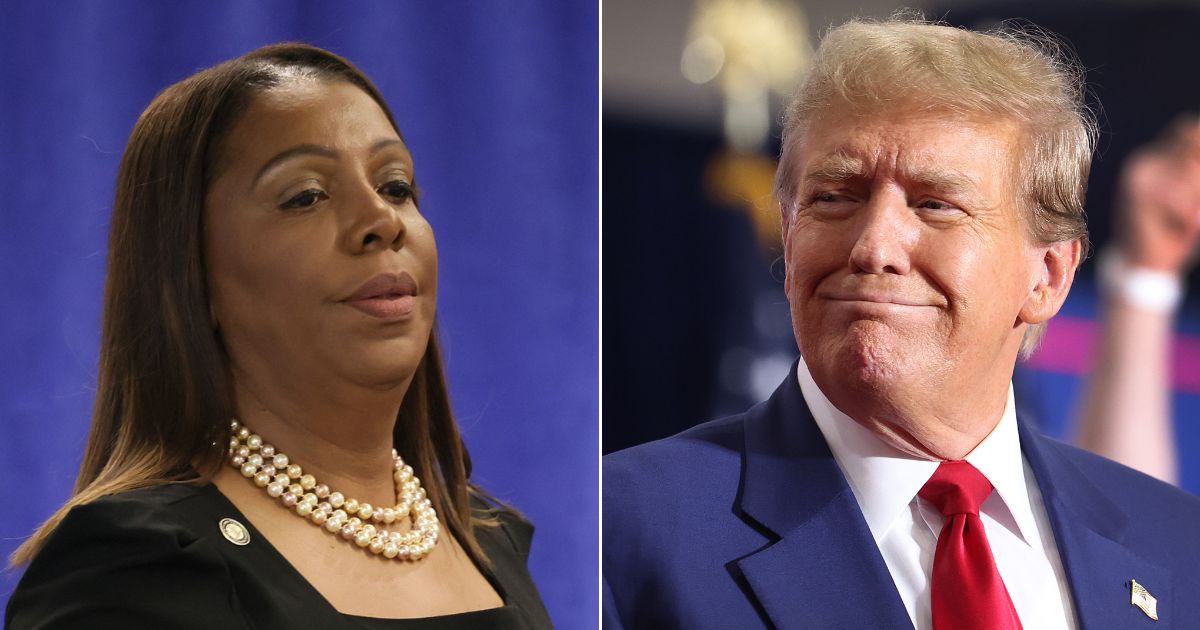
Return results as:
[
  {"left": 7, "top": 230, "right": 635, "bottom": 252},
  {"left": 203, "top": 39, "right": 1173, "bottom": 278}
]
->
[
  {"left": 1019, "top": 239, "right": 1082, "bottom": 325},
  {"left": 780, "top": 206, "right": 795, "bottom": 291},
  {"left": 779, "top": 203, "right": 793, "bottom": 246}
]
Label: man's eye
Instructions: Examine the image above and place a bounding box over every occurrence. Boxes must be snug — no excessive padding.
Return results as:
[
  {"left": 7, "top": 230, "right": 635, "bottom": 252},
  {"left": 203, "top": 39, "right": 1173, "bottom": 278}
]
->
[
  {"left": 378, "top": 180, "right": 416, "bottom": 204},
  {"left": 280, "top": 189, "right": 329, "bottom": 210},
  {"left": 800, "top": 190, "right": 859, "bottom": 219},
  {"left": 917, "top": 199, "right": 958, "bottom": 212}
]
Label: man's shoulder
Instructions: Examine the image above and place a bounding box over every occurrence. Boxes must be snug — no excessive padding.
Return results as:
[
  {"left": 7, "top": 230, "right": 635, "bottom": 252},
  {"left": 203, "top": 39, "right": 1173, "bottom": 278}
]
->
[
  {"left": 1037, "top": 432, "right": 1200, "bottom": 510},
  {"left": 605, "top": 413, "right": 747, "bottom": 478},
  {"left": 1027, "top": 429, "right": 1200, "bottom": 578},
  {"left": 603, "top": 410, "right": 780, "bottom": 627},
  {"left": 603, "top": 412, "right": 752, "bottom": 530}
]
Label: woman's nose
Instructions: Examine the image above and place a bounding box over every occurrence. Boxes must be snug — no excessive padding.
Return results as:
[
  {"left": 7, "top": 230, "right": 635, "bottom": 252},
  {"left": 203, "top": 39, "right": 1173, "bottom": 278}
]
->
[{"left": 346, "top": 184, "right": 406, "bottom": 254}]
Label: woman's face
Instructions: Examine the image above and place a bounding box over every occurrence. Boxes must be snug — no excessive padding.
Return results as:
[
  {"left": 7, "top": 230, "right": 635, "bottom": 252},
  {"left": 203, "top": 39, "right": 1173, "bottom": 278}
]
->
[{"left": 205, "top": 78, "right": 437, "bottom": 394}]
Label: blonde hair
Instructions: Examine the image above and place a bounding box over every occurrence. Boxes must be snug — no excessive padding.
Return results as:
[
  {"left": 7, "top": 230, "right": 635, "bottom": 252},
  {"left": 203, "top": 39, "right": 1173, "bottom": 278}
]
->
[{"left": 775, "top": 14, "right": 1096, "bottom": 356}]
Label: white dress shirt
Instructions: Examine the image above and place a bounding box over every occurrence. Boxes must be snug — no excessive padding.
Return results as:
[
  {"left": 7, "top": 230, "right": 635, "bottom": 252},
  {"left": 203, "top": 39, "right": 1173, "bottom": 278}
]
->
[{"left": 796, "top": 358, "right": 1078, "bottom": 630}]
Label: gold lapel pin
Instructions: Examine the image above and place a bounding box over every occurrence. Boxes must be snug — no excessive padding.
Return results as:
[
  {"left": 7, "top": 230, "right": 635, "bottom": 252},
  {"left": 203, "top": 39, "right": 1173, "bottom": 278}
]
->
[
  {"left": 219, "top": 517, "right": 251, "bottom": 546},
  {"left": 1130, "top": 579, "right": 1158, "bottom": 621}
]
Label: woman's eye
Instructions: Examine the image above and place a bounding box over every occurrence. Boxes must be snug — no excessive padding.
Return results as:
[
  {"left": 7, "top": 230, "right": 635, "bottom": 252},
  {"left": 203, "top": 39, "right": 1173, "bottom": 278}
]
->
[
  {"left": 280, "top": 189, "right": 329, "bottom": 210},
  {"left": 378, "top": 180, "right": 416, "bottom": 204}
]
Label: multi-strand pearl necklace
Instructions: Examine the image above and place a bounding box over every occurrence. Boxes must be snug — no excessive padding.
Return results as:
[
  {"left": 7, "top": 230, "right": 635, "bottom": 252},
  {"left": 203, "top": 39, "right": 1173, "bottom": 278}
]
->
[{"left": 227, "top": 419, "right": 439, "bottom": 561}]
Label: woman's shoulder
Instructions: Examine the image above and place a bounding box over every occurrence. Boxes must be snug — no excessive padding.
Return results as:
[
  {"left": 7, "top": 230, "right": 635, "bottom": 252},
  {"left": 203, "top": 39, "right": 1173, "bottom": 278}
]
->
[
  {"left": 27, "top": 483, "right": 220, "bottom": 558},
  {"left": 76, "top": 480, "right": 210, "bottom": 513},
  {"left": 6, "top": 483, "right": 250, "bottom": 630},
  {"left": 470, "top": 495, "right": 536, "bottom": 559},
  {"left": 469, "top": 498, "right": 553, "bottom": 627}
]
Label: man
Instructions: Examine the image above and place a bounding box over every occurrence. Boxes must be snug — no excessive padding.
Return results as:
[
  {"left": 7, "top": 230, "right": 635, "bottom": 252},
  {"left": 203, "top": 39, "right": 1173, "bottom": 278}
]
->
[{"left": 603, "top": 17, "right": 1200, "bottom": 629}]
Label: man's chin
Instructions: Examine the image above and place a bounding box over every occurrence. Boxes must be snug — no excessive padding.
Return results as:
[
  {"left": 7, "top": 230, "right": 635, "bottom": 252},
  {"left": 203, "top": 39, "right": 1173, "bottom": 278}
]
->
[{"left": 807, "top": 330, "right": 920, "bottom": 394}]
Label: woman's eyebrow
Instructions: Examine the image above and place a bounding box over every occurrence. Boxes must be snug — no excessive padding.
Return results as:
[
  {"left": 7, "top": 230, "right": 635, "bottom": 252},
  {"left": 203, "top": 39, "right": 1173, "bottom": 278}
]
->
[
  {"left": 252, "top": 143, "right": 337, "bottom": 187},
  {"left": 370, "top": 138, "right": 405, "bottom": 155},
  {"left": 252, "top": 138, "right": 408, "bottom": 188}
]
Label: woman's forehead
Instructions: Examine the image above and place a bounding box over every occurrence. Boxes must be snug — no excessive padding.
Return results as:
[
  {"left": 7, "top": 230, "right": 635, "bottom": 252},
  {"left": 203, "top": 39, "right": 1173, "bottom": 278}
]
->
[{"left": 216, "top": 79, "right": 408, "bottom": 176}]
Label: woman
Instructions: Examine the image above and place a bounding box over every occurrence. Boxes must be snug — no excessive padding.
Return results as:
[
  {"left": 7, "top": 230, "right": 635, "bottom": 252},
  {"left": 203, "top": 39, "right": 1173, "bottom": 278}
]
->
[{"left": 5, "top": 43, "right": 552, "bottom": 628}]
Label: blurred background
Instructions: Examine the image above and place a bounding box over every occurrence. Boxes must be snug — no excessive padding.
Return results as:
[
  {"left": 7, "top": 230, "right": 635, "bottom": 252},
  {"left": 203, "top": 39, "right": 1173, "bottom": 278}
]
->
[
  {"left": 0, "top": 2, "right": 597, "bottom": 624},
  {"left": 604, "top": 0, "right": 1200, "bottom": 494}
]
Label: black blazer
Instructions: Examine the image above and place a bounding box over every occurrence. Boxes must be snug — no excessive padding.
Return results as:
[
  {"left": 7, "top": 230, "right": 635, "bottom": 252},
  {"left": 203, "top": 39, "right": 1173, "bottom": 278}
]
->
[{"left": 7, "top": 483, "right": 552, "bottom": 629}]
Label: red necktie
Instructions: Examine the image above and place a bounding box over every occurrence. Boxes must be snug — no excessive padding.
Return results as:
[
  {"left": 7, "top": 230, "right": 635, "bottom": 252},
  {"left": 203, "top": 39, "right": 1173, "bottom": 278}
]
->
[{"left": 919, "top": 461, "right": 1023, "bottom": 630}]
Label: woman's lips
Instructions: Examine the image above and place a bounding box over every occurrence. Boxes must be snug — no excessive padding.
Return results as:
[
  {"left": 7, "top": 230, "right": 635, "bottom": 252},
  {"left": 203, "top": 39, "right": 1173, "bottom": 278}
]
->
[
  {"left": 343, "top": 294, "right": 415, "bottom": 320},
  {"left": 342, "top": 271, "right": 417, "bottom": 320},
  {"left": 344, "top": 271, "right": 417, "bottom": 302}
]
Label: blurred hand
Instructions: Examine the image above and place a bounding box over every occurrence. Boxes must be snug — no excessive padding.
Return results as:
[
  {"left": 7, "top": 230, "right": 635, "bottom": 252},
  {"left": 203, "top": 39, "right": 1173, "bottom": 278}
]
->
[{"left": 1117, "top": 118, "right": 1200, "bottom": 273}]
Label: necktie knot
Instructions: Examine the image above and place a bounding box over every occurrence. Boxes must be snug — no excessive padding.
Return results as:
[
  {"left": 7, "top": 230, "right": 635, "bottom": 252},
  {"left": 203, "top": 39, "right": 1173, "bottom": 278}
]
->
[
  {"left": 919, "top": 460, "right": 993, "bottom": 517},
  {"left": 919, "top": 460, "right": 1022, "bottom": 629}
]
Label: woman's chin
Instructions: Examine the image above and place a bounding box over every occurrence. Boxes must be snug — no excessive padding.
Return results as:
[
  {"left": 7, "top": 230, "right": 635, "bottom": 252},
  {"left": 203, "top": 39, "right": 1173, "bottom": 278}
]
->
[
  {"left": 334, "top": 350, "right": 425, "bottom": 391},
  {"left": 347, "top": 365, "right": 420, "bottom": 392}
]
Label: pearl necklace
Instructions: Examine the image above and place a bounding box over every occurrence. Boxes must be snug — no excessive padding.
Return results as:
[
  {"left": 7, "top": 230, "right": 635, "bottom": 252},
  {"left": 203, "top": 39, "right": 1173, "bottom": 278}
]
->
[{"left": 227, "top": 419, "right": 439, "bottom": 561}]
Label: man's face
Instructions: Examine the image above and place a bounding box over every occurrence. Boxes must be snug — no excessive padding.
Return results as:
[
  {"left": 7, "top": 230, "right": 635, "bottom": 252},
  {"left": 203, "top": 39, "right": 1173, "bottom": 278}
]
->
[{"left": 783, "top": 108, "right": 1042, "bottom": 401}]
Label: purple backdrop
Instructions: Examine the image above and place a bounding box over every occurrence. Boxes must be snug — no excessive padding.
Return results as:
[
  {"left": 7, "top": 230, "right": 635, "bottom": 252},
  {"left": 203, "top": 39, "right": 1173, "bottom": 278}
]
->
[{"left": 0, "top": 2, "right": 598, "bottom": 625}]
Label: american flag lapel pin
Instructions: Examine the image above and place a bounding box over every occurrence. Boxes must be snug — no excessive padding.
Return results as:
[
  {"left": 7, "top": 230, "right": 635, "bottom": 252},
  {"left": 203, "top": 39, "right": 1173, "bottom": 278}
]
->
[{"left": 1130, "top": 579, "right": 1159, "bottom": 621}]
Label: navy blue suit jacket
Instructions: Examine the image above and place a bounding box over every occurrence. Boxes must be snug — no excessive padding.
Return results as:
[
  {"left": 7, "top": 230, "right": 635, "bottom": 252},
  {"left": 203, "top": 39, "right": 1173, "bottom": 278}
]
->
[{"left": 603, "top": 370, "right": 1200, "bottom": 629}]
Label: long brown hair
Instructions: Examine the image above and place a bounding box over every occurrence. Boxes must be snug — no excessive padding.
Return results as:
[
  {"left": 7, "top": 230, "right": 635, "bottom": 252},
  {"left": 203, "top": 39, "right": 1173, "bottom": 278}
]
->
[{"left": 11, "top": 43, "right": 492, "bottom": 567}]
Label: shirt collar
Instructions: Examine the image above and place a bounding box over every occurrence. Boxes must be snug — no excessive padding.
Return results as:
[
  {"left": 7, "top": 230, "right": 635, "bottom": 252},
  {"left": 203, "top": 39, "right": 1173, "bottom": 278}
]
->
[{"left": 796, "top": 357, "right": 1038, "bottom": 546}]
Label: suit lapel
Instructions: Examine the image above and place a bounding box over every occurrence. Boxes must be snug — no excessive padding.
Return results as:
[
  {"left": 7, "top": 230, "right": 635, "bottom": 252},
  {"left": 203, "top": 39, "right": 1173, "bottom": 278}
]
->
[
  {"left": 733, "top": 373, "right": 1175, "bottom": 628},
  {"left": 733, "top": 372, "right": 911, "bottom": 629},
  {"left": 1019, "top": 422, "right": 1171, "bottom": 628}
]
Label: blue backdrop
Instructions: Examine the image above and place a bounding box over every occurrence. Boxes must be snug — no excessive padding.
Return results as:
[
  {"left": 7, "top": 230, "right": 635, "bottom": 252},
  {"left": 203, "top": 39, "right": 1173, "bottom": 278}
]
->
[{"left": 0, "top": 2, "right": 598, "bottom": 625}]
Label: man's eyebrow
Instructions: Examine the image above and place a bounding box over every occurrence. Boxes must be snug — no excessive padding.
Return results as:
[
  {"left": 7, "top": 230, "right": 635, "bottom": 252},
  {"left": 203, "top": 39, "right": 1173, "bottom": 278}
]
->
[
  {"left": 251, "top": 138, "right": 408, "bottom": 187},
  {"left": 801, "top": 153, "right": 981, "bottom": 197},
  {"left": 801, "top": 153, "right": 866, "bottom": 189},
  {"left": 902, "top": 166, "right": 978, "bottom": 196}
]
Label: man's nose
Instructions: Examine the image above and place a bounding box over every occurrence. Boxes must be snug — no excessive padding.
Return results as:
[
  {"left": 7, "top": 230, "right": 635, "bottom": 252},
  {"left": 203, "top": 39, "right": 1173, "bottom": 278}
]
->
[{"left": 848, "top": 192, "right": 916, "bottom": 275}]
